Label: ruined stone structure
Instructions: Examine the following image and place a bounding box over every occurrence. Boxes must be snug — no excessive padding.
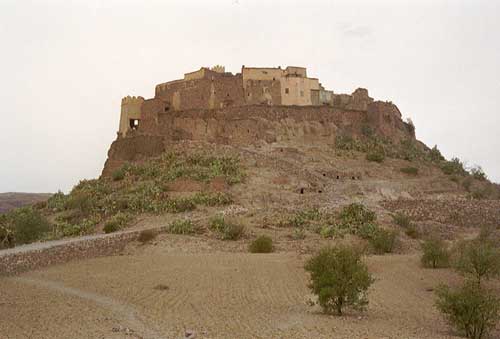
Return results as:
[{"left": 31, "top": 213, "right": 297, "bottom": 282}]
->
[
  {"left": 105, "top": 65, "right": 413, "bottom": 175},
  {"left": 118, "top": 65, "right": 353, "bottom": 136}
]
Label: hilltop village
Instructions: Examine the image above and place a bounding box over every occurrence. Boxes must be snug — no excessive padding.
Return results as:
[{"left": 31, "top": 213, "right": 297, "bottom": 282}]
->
[{"left": 119, "top": 65, "right": 375, "bottom": 136}]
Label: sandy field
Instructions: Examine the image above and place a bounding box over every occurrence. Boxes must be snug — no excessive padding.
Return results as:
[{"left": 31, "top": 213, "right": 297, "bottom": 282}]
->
[{"left": 1, "top": 232, "right": 488, "bottom": 339}]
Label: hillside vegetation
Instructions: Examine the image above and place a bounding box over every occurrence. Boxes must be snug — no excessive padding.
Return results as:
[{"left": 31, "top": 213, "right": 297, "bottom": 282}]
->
[{"left": 0, "top": 152, "right": 244, "bottom": 249}]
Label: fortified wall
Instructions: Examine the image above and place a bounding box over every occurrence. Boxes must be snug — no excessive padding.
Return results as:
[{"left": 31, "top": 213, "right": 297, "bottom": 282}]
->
[{"left": 104, "top": 65, "right": 414, "bottom": 175}]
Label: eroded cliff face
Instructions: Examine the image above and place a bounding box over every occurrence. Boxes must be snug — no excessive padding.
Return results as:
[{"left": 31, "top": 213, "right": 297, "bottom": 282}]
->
[{"left": 102, "top": 102, "right": 414, "bottom": 176}]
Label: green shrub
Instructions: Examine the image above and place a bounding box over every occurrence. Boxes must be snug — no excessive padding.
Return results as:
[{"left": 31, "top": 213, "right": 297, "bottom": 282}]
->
[
  {"left": 112, "top": 167, "right": 126, "bottom": 181},
  {"left": 0, "top": 224, "right": 14, "bottom": 249},
  {"left": 453, "top": 240, "right": 500, "bottom": 285},
  {"left": 404, "top": 224, "right": 420, "bottom": 239},
  {"left": 339, "top": 203, "right": 376, "bottom": 231},
  {"left": 65, "top": 192, "right": 95, "bottom": 214},
  {"left": 429, "top": 145, "right": 445, "bottom": 162},
  {"left": 291, "top": 227, "right": 306, "bottom": 240},
  {"left": 222, "top": 223, "right": 245, "bottom": 240},
  {"left": 392, "top": 212, "right": 411, "bottom": 228},
  {"left": 193, "top": 192, "right": 233, "bottom": 206},
  {"left": 133, "top": 152, "right": 245, "bottom": 185},
  {"left": 366, "top": 150, "right": 385, "bottom": 163},
  {"left": 165, "top": 219, "right": 200, "bottom": 235},
  {"left": 357, "top": 222, "right": 378, "bottom": 240},
  {"left": 163, "top": 197, "right": 197, "bottom": 213},
  {"left": 369, "top": 228, "right": 398, "bottom": 254},
  {"left": 305, "top": 246, "right": 374, "bottom": 315},
  {"left": 249, "top": 235, "right": 274, "bottom": 253},
  {"left": 209, "top": 215, "right": 244, "bottom": 240},
  {"left": 137, "top": 229, "right": 157, "bottom": 243},
  {"left": 435, "top": 282, "right": 500, "bottom": 339},
  {"left": 47, "top": 190, "right": 67, "bottom": 212},
  {"left": 280, "top": 208, "right": 322, "bottom": 228},
  {"left": 441, "top": 158, "right": 467, "bottom": 176},
  {"left": 103, "top": 221, "right": 120, "bottom": 234},
  {"left": 400, "top": 167, "right": 419, "bottom": 175},
  {"left": 391, "top": 213, "right": 419, "bottom": 238},
  {"left": 470, "top": 166, "right": 487, "bottom": 181},
  {"left": 478, "top": 225, "right": 499, "bottom": 245},
  {"left": 320, "top": 225, "right": 340, "bottom": 239},
  {"left": 421, "top": 237, "right": 450, "bottom": 268},
  {"left": 400, "top": 139, "right": 420, "bottom": 161},
  {"left": 53, "top": 221, "right": 88, "bottom": 237},
  {"left": 103, "top": 212, "right": 131, "bottom": 234},
  {"left": 335, "top": 135, "right": 363, "bottom": 152},
  {"left": 7, "top": 207, "right": 51, "bottom": 245}
]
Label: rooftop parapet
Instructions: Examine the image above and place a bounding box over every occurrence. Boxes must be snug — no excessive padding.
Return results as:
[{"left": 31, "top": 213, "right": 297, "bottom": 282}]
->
[{"left": 121, "top": 96, "right": 145, "bottom": 106}]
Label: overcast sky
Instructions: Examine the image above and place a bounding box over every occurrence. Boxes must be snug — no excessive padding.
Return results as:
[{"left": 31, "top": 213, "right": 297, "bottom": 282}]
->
[{"left": 1, "top": 0, "right": 499, "bottom": 193}]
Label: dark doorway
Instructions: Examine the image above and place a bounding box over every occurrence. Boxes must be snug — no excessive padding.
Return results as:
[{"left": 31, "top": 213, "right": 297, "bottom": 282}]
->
[{"left": 129, "top": 119, "right": 140, "bottom": 130}]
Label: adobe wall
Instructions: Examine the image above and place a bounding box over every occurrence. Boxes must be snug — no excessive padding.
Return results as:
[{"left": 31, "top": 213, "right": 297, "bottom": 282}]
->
[
  {"left": 154, "top": 73, "right": 245, "bottom": 111},
  {"left": 333, "top": 88, "right": 373, "bottom": 111},
  {"left": 280, "top": 77, "right": 320, "bottom": 106},
  {"left": 244, "top": 79, "right": 282, "bottom": 105},
  {"left": 119, "top": 96, "right": 144, "bottom": 135},
  {"left": 242, "top": 67, "right": 284, "bottom": 85}
]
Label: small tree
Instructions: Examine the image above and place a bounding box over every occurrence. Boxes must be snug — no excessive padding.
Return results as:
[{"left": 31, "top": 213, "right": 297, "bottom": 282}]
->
[
  {"left": 8, "top": 207, "right": 51, "bottom": 245},
  {"left": 369, "top": 228, "right": 398, "bottom": 254},
  {"left": 305, "top": 246, "right": 374, "bottom": 315},
  {"left": 421, "top": 237, "right": 450, "bottom": 268},
  {"left": 453, "top": 240, "right": 500, "bottom": 285},
  {"left": 436, "top": 282, "right": 500, "bottom": 339}
]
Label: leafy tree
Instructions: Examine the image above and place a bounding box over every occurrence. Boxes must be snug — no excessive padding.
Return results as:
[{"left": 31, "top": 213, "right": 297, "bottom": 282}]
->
[
  {"left": 369, "top": 228, "right": 398, "bottom": 254},
  {"left": 421, "top": 237, "right": 450, "bottom": 268},
  {"left": 8, "top": 207, "right": 51, "bottom": 245},
  {"left": 453, "top": 240, "right": 500, "bottom": 285},
  {"left": 305, "top": 246, "right": 374, "bottom": 315},
  {"left": 436, "top": 282, "right": 499, "bottom": 339}
]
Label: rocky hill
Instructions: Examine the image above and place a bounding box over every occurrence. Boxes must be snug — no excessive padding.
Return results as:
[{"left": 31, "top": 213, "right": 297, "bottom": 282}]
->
[
  {"left": 2, "top": 91, "right": 499, "bottom": 249},
  {"left": 2, "top": 88, "right": 500, "bottom": 339},
  {"left": 0, "top": 192, "right": 51, "bottom": 214}
]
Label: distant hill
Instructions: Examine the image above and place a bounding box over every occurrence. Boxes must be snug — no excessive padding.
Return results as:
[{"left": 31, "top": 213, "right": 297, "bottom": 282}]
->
[{"left": 0, "top": 192, "right": 52, "bottom": 214}]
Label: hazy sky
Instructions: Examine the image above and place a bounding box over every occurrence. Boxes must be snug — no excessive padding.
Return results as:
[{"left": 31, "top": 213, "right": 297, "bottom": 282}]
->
[{"left": 1, "top": 0, "right": 499, "bottom": 193}]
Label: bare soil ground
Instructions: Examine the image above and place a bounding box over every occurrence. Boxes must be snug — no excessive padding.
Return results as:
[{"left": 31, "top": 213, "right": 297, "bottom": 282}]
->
[{"left": 2, "top": 233, "right": 498, "bottom": 339}]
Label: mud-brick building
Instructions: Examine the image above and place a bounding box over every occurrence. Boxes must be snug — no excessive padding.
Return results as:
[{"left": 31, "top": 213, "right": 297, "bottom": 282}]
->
[{"left": 118, "top": 65, "right": 374, "bottom": 136}]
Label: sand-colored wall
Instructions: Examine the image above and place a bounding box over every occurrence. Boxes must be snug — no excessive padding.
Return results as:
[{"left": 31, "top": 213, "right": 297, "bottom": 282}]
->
[
  {"left": 242, "top": 67, "right": 284, "bottom": 83},
  {"left": 184, "top": 68, "right": 206, "bottom": 81},
  {"left": 119, "top": 96, "right": 144, "bottom": 135},
  {"left": 284, "top": 66, "right": 307, "bottom": 77},
  {"left": 280, "top": 77, "right": 320, "bottom": 106}
]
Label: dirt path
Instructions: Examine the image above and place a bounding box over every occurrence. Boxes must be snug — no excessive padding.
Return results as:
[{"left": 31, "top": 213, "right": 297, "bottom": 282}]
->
[{"left": 14, "top": 276, "right": 163, "bottom": 339}]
